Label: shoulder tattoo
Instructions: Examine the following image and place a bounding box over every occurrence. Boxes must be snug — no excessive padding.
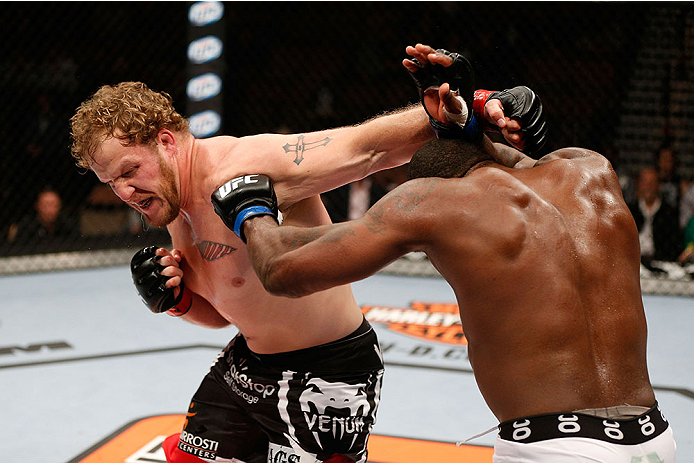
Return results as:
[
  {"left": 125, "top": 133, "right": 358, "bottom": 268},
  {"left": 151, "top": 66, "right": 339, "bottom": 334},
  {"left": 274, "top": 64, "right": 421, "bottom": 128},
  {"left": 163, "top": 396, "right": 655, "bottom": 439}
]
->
[
  {"left": 385, "top": 179, "right": 439, "bottom": 212},
  {"left": 363, "top": 179, "right": 439, "bottom": 233}
]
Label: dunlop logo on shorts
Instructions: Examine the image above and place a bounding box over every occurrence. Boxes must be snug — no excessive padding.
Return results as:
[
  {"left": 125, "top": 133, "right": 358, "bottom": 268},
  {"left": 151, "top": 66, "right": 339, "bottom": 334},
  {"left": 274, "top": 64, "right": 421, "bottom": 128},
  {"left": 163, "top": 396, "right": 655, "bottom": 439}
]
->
[{"left": 361, "top": 302, "right": 467, "bottom": 345}]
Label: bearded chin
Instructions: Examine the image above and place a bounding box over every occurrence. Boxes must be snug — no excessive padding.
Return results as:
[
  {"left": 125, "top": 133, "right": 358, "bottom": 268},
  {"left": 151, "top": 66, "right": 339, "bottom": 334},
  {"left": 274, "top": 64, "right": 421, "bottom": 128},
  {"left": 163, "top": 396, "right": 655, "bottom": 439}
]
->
[
  {"left": 145, "top": 182, "right": 180, "bottom": 227},
  {"left": 162, "top": 201, "right": 180, "bottom": 226},
  {"left": 148, "top": 199, "right": 180, "bottom": 227},
  {"left": 149, "top": 154, "right": 181, "bottom": 227}
]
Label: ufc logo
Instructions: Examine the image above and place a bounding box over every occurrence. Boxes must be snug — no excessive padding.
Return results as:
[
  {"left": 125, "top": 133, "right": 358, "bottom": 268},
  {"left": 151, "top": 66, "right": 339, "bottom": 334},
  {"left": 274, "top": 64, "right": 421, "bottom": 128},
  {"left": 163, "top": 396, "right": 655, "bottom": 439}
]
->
[{"left": 216, "top": 175, "right": 259, "bottom": 199}]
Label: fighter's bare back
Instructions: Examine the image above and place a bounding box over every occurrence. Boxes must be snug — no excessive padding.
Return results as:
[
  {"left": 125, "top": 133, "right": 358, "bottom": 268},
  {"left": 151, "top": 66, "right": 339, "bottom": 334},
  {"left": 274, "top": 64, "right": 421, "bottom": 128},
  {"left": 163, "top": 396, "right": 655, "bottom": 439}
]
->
[{"left": 422, "top": 148, "right": 654, "bottom": 421}]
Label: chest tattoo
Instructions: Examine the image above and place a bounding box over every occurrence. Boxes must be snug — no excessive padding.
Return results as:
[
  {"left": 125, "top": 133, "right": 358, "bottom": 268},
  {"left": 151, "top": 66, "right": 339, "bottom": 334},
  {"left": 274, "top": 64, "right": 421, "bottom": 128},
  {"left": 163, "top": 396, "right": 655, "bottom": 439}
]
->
[
  {"left": 282, "top": 134, "right": 333, "bottom": 165},
  {"left": 196, "top": 240, "right": 236, "bottom": 261}
]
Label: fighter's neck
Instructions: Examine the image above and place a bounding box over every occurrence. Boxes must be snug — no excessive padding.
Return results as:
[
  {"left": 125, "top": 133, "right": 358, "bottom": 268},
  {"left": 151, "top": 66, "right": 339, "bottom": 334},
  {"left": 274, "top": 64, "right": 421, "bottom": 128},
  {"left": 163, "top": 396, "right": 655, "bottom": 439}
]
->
[
  {"left": 176, "top": 135, "right": 196, "bottom": 211},
  {"left": 464, "top": 160, "right": 497, "bottom": 177}
]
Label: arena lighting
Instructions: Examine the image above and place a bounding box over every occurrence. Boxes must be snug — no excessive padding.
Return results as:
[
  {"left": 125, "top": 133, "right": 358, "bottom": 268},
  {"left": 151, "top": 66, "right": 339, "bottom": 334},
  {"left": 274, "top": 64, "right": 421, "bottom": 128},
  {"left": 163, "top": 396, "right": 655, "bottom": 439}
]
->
[{"left": 186, "top": 1, "right": 225, "bottom": 138}]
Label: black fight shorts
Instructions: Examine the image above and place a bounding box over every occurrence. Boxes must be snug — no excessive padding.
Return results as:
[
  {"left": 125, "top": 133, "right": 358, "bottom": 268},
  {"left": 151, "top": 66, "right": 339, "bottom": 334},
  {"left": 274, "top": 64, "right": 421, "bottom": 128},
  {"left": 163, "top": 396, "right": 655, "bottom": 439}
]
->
[{"left": 177, "top": 318, "right": 384, "bottom": 463}]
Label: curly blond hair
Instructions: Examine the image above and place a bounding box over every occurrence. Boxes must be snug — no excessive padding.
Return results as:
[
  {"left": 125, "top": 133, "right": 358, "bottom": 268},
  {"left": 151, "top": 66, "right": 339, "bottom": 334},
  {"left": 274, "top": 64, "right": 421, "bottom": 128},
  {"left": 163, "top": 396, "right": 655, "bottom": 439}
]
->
[{"left": 70, "top": 82, "right": 189, "bottom": 168}]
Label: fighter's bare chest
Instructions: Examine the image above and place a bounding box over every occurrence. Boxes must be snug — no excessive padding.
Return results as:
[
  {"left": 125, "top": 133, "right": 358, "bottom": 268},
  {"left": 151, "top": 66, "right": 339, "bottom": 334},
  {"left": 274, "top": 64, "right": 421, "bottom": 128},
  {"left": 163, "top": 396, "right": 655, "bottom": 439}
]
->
[{"left": 169, "top": 207, "right": 251, "bottom": 293}]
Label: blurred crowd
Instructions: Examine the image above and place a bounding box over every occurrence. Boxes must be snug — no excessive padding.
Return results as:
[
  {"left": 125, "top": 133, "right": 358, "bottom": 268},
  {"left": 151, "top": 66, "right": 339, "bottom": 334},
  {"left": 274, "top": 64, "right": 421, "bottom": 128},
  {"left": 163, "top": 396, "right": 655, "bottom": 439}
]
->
[
  {"left": 3, "top": 123, "right": 694, "bottom": 268},
  {"left": 611, "top": 141, "right": 694, "bottom": 266},
  {"left": 0, "top": 2, "right": 692, "bottom": 273}
]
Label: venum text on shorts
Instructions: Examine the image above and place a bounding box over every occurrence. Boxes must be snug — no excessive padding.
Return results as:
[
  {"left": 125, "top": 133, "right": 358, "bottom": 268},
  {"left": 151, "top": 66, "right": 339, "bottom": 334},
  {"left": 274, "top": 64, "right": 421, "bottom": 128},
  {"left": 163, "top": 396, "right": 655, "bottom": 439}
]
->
[{"left": 305, "top": 413, "right": 366, "bottom": 438}]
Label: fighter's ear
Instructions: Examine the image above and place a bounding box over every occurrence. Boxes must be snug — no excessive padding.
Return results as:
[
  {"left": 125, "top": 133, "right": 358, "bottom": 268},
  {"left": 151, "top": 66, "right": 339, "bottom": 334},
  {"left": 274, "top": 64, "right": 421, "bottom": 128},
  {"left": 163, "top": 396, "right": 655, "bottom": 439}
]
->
[{"left": 156, "top": 129, "right": 176, "bottom": 154}]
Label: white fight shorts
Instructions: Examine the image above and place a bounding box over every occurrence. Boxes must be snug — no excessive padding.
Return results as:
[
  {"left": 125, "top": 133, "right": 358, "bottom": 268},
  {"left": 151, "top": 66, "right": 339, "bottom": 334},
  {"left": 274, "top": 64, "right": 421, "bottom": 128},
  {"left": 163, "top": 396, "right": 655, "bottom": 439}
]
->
[{"left": 493, "top": 402, "right": 676, "bottom": 462}]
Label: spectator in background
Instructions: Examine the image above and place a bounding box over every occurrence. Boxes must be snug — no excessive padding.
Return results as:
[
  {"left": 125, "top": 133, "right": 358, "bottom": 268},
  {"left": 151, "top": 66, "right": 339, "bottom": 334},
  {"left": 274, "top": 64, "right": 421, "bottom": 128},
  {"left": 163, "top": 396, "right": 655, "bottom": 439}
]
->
[
  {"left": 679, "top": 217, "right": 694, "bottom": 264},
  {"left": 628, "top": 167, "right": 681, "bottom": 263},
  {"left": 680, "top": 178, "right": 694, "bottom": 231},
  {"left": 679, "top": 179, "right": 694, "bottom": 264},
  {"left": 322, "top": 167, "right": 408, "bottom": 222},
  {"left": 345, "top": 177, "right": 383, "bottom": 221},
  {"left": 7, "top": 186, "right": 78, "bottom": 245},
  {"left": 322, "top": 178, "right": 388, "bottom": 223},
  {"left": 80, "top": 184, "right": 144, "bottom": 237},
  {"left": 602, "top": 143, "right": 636, "bottom": 204},
  {"left": 655, "top": 144, "right": 681, "bottom": 210}
]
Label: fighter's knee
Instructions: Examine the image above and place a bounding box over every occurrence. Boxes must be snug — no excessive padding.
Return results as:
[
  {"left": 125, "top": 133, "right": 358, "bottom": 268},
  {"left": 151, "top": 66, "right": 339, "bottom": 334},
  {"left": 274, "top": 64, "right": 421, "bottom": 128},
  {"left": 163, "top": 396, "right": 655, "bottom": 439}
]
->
[{"left": 163, "top": 434, "right": 207, "bottom": 463}]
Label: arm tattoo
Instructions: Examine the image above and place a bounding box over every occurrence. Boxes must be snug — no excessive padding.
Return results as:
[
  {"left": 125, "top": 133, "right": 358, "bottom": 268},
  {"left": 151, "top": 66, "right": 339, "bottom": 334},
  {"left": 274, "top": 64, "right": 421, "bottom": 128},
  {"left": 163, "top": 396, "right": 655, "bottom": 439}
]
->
[
  {"left": 385, "top": 180, "right": 438, "bottom": 212},
  {"left": 284, "top": 224, "right": 356, "bottom": 250},
  {"left": 285, "top": 228, "right": 323, "bottom": 249},
  {"left": 364, "top": 203, "right": 388, "bottom": 234},
  {"left": 324, "top": 223, "right": 358, "bottom": 242},
  {"left": 282, "top": 135, "right": 333, "bottom": 165},
  {"left": 363, "top": 180, "right": 438, "bottom": 234}
]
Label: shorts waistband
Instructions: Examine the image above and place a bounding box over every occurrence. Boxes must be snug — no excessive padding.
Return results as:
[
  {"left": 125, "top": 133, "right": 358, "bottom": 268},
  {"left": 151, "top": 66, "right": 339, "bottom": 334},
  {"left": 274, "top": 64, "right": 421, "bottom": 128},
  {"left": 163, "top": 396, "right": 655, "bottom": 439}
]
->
[
  {"left": 235, "top": 317, "right": 381, "bottom": 372},
  {"left": 498, "top": 402, "right": 669, "bottom": 445},
  {"left": 573, "top": 404, "right": 651, "bottom": 419}
]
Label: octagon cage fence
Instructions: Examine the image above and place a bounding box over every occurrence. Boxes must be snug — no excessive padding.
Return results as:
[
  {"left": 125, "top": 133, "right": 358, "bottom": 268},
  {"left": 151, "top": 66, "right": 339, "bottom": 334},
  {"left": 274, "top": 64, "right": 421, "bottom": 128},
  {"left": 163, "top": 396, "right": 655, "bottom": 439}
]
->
[{"left": 1, "top": 2, "right": 693, "bottom": 297}]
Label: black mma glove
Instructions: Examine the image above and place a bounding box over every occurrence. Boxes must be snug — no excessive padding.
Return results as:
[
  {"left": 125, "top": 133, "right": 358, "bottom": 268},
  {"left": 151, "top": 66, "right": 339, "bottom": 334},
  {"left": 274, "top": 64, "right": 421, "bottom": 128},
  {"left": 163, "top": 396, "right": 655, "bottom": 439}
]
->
[
  {"left": 131, "top": 246, "right": 192, "bottom": 316},
  {"left": 211, "top": 174, "right": 279, "bottom": 243},
  {"left": 406, "top": 48, "right": 481, "bottom": 140},
  {"left": 475, "top": 86, "right": 547, "bottom": 156}
]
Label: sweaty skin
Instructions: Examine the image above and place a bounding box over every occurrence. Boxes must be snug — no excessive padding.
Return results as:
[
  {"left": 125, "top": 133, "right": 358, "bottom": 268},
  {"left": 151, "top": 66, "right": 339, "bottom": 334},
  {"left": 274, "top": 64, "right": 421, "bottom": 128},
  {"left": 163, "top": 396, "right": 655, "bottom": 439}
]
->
[
  {"left": 88, "top": 76, "right": 527, "bottom": 354},
  {"left": 90, "top": 106, "right": 433, "bottom": 354},
  {"left": 242, "top": 141, "right": 655, "bottom": 422},
  {"left": 86, "top": 43, "right": 530, "bottom": 355}
]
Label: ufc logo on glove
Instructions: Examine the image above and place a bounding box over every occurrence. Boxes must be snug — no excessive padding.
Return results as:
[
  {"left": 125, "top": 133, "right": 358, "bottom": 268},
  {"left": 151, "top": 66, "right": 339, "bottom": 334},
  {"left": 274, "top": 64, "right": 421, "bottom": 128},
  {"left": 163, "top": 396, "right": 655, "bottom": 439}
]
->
[
  {"left": 212, "top": 174, "right": 279, "bottom": 243},
  {"left": 216, "top": 175, "right": 261, "bottom": 199}
]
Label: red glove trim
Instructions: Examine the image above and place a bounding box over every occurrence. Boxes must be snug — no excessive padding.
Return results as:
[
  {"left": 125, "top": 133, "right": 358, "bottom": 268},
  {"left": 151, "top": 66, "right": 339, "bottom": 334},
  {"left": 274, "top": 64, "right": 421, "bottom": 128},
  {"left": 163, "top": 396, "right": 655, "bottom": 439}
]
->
[
  {"left": 473, "top": 89, "right": 494, "bottom": 116},
  {"left": 167, "top": 285, "right": 192, "bottom": 317}
]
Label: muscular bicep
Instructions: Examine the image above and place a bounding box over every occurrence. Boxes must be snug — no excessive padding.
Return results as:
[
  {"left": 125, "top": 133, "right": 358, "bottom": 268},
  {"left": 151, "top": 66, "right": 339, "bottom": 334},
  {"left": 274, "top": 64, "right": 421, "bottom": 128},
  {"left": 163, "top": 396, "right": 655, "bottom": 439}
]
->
[
  {"left": 235, "top": 130, "right": 370, "bottom": 209},
  {"left": 247, "top": 179, "right": 439, "bottom": 297},
  {"left": 248, "top": 213, "right": 409, "bottom": 298}
]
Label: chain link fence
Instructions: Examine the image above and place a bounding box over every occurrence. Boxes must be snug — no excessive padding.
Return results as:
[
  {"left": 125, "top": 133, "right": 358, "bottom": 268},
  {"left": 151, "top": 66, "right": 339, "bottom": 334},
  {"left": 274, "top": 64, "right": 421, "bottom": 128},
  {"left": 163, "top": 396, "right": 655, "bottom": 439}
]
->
[{"left": 1, "top": 2, "right": 693, "bottom": 295}]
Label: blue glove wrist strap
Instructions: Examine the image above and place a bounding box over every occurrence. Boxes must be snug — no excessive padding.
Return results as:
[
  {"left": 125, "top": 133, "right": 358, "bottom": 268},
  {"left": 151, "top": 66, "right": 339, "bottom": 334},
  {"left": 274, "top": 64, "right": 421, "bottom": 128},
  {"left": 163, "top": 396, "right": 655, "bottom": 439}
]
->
[
  {"left": 234, "top": 206, "right": 274, "bottom": 240},
  {"left": 431, "top": 114, "right": 482, "bottom": 141}
]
